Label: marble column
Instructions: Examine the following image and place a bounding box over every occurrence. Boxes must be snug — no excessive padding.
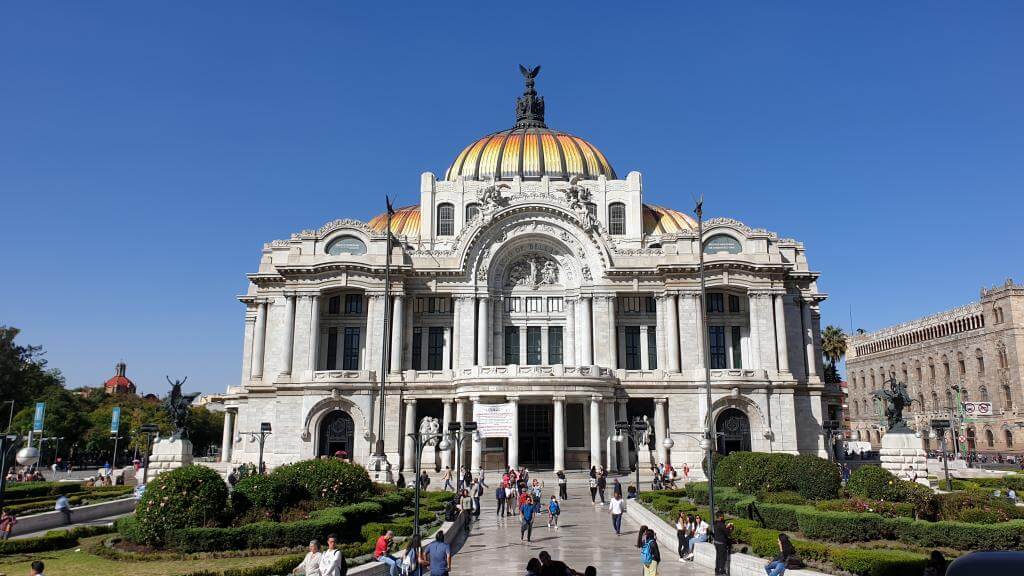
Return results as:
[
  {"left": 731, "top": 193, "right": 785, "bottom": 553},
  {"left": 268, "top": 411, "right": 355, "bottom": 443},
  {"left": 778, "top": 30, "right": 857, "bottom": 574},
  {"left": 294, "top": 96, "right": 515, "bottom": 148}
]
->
[
  {"left": 471, "top": 397, "right": 482, "bottom": 474},
  {"left": 774, "top": 293, "right": 790, "bottom": 374},
  {"left": 580, "top": 297, "right": 593, "bottom": 365},
  {"left": 664, "top": 294, "right": 680, "bottom": 372},
  {"left": 507, "top": 396, "right": 519, "bottom": 470},
  {"left": 308, "top": 295, "right": 320, "bottom": 375},
  {"left": 281, "top": 293, "right": 296, "bottom": 375},
  {"left": 802, "top": 299, "right": 819, "bottom": 380},
  {"left": 693, "top": 294, "right": 706, "bottom": 371},
  {"left": 553, "top": 396, "right": 565, "bottom": 471},
  {"left": 747, "top": 294, "right": 761, "bottom": 370},
  {"left": 455, "top": 399, "right": 467, "bottom": 473},
  {"left": 604, "top": 400, "right": 618, "bottom": 470},
  {"left": 640, "top": 325, "right": 651, "bottom": 370},
  {"left": 477, "top": 297, "right": 490, "bottom": 366},
  {"left": 564, "top": 299, "right": 577, "bottom": 366},
  {"left": 220, "top": 410, "right": 235, "bottom": 462},
  {"left": 616, "top": 399, "right": 629, "bottom": 471},
  {"left": 451, "top": 298, "right": 462, "bottom": 371},
  {"left": 654, "top": 398, "right": 668, "bottom": 465},
  {"left": 441, "top": 399, "right": 453, "bottom": 470},
  {"left": 606, "top": 296, "right": 618, "bottom": 369},
  {"left": 518, "top": 326, "right": 527, "bottom": 366},
  {"left": 541, "top": 326, "right": 550, "bottom": 365},
  {"left": 251, "top": 300, "right": 268, "bottom": 379},
  {"left": 403, "top": 398, "right": 417, "bottom": 473},
  {"left": 590, "top": 396, "right": 601, "bottom": 468},
  {"left": 390, "top": 296, "right": 404, "bottom": 374}
]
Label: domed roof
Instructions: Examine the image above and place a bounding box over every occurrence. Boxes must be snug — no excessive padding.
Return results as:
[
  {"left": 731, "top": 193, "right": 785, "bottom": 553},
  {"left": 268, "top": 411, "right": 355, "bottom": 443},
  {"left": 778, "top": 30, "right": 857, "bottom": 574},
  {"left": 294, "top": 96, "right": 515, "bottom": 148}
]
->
[
  {"left": 103, "top": 361, "right": 136, "bottom": 395},
  {"left": 444, "top": 66, "right": 616, "bottom": 182},
  {"left": 367, "top": 203, "right": 694, "bottom": 237}
]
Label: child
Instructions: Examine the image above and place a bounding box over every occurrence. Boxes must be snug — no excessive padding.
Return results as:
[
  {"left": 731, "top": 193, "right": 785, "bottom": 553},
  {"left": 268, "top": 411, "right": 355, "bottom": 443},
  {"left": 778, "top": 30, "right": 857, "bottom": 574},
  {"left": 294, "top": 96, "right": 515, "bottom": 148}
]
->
[{"left": 547, "top": 495, "right": 561, "bottom": 528}]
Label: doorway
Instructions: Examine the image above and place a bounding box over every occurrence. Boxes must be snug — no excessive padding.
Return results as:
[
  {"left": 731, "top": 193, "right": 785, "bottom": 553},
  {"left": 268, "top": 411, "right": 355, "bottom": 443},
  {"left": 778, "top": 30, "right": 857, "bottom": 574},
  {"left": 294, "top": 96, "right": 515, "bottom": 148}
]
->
[
  {"left": 518, "top": 404, "right": 553, "bottom": 469},
  {"left": 319, "top": 410, "right": 355, "bottom": 458},
  {"left": 715, "top": 408, "right": 751, "bottom": 455}
]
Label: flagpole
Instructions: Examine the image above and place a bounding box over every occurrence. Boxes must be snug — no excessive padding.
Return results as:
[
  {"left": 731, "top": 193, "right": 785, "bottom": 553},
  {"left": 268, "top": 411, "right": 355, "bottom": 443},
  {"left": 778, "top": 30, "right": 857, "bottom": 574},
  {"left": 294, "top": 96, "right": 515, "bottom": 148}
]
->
[
  {"left": 375, "top": 196, "right": 395, "bottom": 462},
  {"left": 696, "top": 196, "right": 716, "bottom": 522}
]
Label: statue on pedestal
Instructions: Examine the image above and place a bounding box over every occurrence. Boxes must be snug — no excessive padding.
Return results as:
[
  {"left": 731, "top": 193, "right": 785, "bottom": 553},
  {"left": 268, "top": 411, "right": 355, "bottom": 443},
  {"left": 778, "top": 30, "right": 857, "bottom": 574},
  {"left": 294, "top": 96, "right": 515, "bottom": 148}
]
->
[
  {"left": 872, "top": 374, "right": 913, "bottom": 432},
  {"left": 163, "top": 376, "right": 200, "bottom": 440}
]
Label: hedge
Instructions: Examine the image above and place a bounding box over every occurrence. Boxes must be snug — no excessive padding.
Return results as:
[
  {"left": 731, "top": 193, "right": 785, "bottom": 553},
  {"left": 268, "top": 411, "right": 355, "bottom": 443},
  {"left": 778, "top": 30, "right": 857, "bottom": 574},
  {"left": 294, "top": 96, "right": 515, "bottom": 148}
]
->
[
  {"left": 272, "top": 459, "right": 372, "bottom": 506},
  {"left": 176, "top": 554, "right": 306, "bottom": 576},
  {"left": 846, "top": 466, "right": 903, "bottom": 501},
  {"left": 714, "top": 451, "right": 840, "bottom": 500},
  {"left": 135, "top": 465, "right": 229, "bottom": 544},
  {"left": 3, "top": 481, "right": 83, "bottom": 499},
  {"left": 0, "top": 524, "right": 114, "bottom": 555},
  {"left": 883, "top": 517, "right": 1024, "bottom": 551},
  {"left": 231, "top": 473, "right": 298, "bottom": 514},
  {"left": 753, "top": 503, "right": 807, "bottom": 531},
  {"left": 828, "top": 548, "right": 928, "bottom": 576},
  {"left": 795, "top": 509, "right": 885, "bottom": 543}
]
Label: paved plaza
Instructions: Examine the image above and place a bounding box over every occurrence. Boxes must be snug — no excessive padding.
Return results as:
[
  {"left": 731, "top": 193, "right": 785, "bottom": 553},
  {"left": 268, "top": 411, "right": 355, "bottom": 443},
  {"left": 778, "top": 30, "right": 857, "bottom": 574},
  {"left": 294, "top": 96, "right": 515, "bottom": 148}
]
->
[{"left": 451, "top": 476, "right": 710, "bottom": 575}]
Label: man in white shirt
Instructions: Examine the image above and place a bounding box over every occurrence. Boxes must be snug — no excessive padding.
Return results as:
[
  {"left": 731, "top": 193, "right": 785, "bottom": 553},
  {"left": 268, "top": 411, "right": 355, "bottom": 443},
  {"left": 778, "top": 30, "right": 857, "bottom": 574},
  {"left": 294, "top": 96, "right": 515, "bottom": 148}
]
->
[
  {"left": 609, "top": 493, "right": 626, "bottom": 535},
  {"left": 318, "top": 533, "right": 347, "bottom": 576}
]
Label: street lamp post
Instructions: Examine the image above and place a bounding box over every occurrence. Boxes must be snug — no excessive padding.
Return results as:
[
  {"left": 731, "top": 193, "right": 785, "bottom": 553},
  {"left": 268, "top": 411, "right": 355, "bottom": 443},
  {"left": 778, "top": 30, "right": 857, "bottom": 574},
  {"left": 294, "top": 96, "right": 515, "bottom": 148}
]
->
[
  {"left": 614, "top": 417, "right": 648, "bottom": 496},
  {"left": 695, "top": 197, "right": 717, "bottom": 519},
  {"left": 111, "top": 435, "right": 124, "bottom": 469},
  {"left": 663, "top": 430, "right": 716, "bottom": 522},
  {"left": 0, "top": 432, "right": 31, "bottom": 509},
  {"left": 929, "top": 419, "right": 954, "bottom": 491},
  {"left": 237, "top": 422, "right": 273, "bottom": 475},
  {"left": 408, "top": 428, "right": 447, "bottom": 538},
  {"left": 369, "top": 196, "right": 398, "bottom": 483},
  {"left": 446, "top": 421, "right": 478, "bottom": 493}
]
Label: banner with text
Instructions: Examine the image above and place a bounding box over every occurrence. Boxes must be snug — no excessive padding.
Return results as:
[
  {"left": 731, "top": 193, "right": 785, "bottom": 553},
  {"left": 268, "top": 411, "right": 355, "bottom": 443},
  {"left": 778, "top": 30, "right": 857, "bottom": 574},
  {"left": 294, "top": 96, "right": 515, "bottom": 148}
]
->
[
  {"left": 33, "top": 402, "right": 46, "bottom": 432},
  {"left": 474, "top": 403, "right": 516, "bottom": 438}
]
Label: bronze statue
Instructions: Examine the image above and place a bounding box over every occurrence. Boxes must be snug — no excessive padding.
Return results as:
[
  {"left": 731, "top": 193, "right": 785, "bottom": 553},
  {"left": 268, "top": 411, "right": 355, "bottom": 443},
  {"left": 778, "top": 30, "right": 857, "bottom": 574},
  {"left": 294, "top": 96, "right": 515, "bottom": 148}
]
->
[
  {"left": 871, "top": 373, "right": 913, "bottom": 431},
  {"left": 163, "top": 376, "right": 200, "bottom": 438}
]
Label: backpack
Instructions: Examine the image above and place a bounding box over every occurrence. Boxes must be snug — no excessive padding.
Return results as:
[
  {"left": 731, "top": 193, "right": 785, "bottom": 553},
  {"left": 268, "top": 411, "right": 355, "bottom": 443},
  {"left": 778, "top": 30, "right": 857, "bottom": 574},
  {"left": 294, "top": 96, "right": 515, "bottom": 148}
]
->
[
  {"left": 549, "top": 501, "right": 560, "bottom": 515},
  {"left": 640, "top": 540, "right": 654, "bottom": 565}
]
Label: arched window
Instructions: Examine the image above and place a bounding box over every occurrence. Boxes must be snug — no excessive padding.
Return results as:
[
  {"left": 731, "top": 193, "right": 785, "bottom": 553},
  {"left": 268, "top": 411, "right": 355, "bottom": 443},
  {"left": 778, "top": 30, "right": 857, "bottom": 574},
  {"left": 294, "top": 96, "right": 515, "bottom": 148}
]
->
[
  {"left": 465, "top": 203, "right": 480, "bottom": 223},
  {"left": 901, "top": 363, "right": 908, "bottom": 383},
  {"left": 942, "top": 355, "right": 950, "bottom": 380},
  {"left": 985, "top": 429, "right": 995, "bottom": 448},
  {"left": 928, "top": 358, "right": 936, "bottom": 382},
  {"left": 1003, "top": 385, "right": 1013, "bottom": 410},
  {"left": 436, "top": 203, "right": 454, "bottom": 236},
  {"left": 979, "top": 385, "right": 989, "bottom": 402},
  {"left": 1006, "top": 430, "right": 1014, "bottom": 448},
  {"left": 917, "top": 392, "right": 925, "bottom": 411},
  {"left": 915, "top": 360, "right": 922, "bottom": 382},
  {"left": 957, "top": 352, "right": 966, "bottom": 376},
  {"left": 945, "top": 389, "right": 954, "bottom": 410},
  {"left": 608, "top": 202, "right": 626, "bottom": 235},
  {"left": 998, "top": 346, "right": 1009, "bottom": 369},
  {"left": 930, "top": 391, "right": 939, "bottom": 410},
  {"left": 976, "top": 348, "right": 985, "bottom": 376},
  {"left": 962, "top": 388, "right": 969, "bottom": 403},
  {"left": 325, "top": 235, "right": 367, "bottom": 256}
]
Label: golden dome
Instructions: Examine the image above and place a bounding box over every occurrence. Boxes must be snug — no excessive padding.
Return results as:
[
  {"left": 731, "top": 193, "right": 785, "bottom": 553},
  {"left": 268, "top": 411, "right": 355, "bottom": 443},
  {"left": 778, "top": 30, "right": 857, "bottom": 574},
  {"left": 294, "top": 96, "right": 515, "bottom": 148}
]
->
[
  {"left": 444, "top": 66, "right": 615, "bottom": 182},
  {"left": 367, "top": 204, "right": 693, "bottom": 237},
  {"left": 643, "top": 204, "right": 697, "bottom": 234},
  {"left": 367, "top": 205, "right": 420, "bottom": 236}
]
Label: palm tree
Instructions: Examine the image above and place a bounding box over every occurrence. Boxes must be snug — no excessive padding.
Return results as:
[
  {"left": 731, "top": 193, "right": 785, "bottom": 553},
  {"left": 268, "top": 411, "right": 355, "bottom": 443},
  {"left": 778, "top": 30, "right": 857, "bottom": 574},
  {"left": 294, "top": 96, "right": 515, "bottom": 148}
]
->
[{"left": 821, "top": 325, "right": 848, "bottom": 383}]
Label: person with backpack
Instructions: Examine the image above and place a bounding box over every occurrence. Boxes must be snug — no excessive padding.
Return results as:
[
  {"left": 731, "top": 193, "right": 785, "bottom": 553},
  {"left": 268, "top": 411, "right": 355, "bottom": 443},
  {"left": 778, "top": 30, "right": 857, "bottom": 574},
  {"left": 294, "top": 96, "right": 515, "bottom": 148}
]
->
[
  {"left": 640, "top": 529, "right": 660, "bottom": 575},
  {"left": 547, "top": 495, "right": 561, "bottom": 528},
  {"left": 496, "top": 483, "right": 507, "bottom": 517},
  {"left": 319, "top": 533, "right": 348, "bottom": 576},
  {"left": 400, "top": 533, "right": 422, "bottom": 576}
]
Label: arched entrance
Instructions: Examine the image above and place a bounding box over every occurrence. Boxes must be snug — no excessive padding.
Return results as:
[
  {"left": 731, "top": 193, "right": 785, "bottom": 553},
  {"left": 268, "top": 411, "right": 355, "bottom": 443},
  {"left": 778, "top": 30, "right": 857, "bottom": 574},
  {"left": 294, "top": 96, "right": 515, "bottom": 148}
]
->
[
  {"left": 319, "top": 410, "right": 355, "bottom": 458},
  {"left": 716, "top": 408, "right": 751, "bottom": 455}
]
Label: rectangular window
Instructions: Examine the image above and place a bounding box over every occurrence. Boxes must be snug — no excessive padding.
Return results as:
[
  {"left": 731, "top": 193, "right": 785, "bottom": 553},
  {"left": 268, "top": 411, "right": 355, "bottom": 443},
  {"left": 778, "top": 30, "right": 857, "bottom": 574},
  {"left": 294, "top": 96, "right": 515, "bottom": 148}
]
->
[
  {"left": 326, "top": 328, "right": 338, "bottom": 370},
  {"left": 731, "top": 326, "right": 743, "bottom": 369},
  {"left": 505, "top": 298, "right": 521, "bottom": 313},
  {"left": 620, "top": 297, "right": 642, "bottom": 314},
  {"left": 647, "top": 326, "right": 657, "bottom": 369},
  {"left": 624, "top": 326, "right": 641, "bottom": 370},
  {"left": 709, "top": 326, "right": 727, "bottom": 369},
  {"left": 707, "top": 293, "right": 725, "bottom": 313},
  {"left": 427, "top": 327, "right": 444, "bottom": 370},
  {"left": 342, "top": 327, "right": 360, "bottom": 370},
  {"left": 504, "top": 326, "right": 519, "bottom": 364},
  {"left": 328, "top": 296, "right": 341, "bottom": 315},
  {"left": 566, "top": 403, "right": 585, "bottom": 448},
  {"left": 527, "top": 326, "right": 542, "bottom": 365},
  {"left": 645, "top": 297, "right": 657, "bottom": 314},
  {"left": 728, "top": 294, "right": 741, "bottom": 313},
  {"left": 344, "top": 294, "right": 362, "bottom": 314},
  {"left": 414, "top": 298, "right": 424, "bottom": 314},
  {"left": 526, "top": 297, "right": 543, "bottom": 313},
  {"left": 548, "top": 326, "right": 563, "bottom": 364},
  {"left": 411, "top": 327, "right": 422, "bottom": 370},
  {"left": 547, "top": 297, "right": 564, "bottom": 313},
  {"left": 958, "top": 360, "right": 966, "bottom": 375}
]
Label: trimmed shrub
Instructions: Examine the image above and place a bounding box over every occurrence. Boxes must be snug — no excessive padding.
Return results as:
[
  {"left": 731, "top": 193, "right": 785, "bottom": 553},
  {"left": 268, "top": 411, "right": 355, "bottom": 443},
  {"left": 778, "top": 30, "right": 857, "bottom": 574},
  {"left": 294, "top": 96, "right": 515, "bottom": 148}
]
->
[
  {"left": 232, "top": 473, "right": 297, "bottom": 514},
  {"left": 815, "top": 497, "right": 915, "bottom": 519},
  {"left": 273, "top": 459, "right": 372, "bottom": 506},
  {"left": 754, "top": 503, "right": 807, "bottom": 531},
  {"left": 884, "top": 517, "right": 1024, "bottom": 551},
  {"left": 757, "top": 491, "right": 807, "bottom": 505},
  {"left": 936, "top": 489, "right": 1024, "bottom": 522},
  {"left": 176, "top": 554, "right": 306, "bottom": 576},
  {"left": 795, "top": 509, "right": 884, "bottom": 542},
  {"left": 714, "top": 452, "right": 752, "bottom": 487},
  {"left": 790, "top": 453, "right": 841, "bottom": 500},
  {"left": 0, "top": 523, "right": 113, "bottom": 554},
  {"left": 828, "top": 548, "right": 928, "bottom": 576},
  {"left": 135, "top": 465, "right": 229, "bottom": 544},
  {"left": 846, "top": 466, "right": 902, "bottom": 501},
  {"left": 3, "top": 481, "right": 83, "bottom": 499}
]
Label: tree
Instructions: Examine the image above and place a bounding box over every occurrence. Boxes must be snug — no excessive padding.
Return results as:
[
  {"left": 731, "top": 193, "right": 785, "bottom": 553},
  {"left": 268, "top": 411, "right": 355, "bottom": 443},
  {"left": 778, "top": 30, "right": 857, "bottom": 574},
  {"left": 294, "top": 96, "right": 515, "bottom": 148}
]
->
[
  {"left": 187, "top": 406, "right": 225, "bottom": 457},
  {"left": 821, "top": 325, "right": 848, "bottom": 384},
  {"left": 0, "top": 326, "right": 66, "bottom": 413}
]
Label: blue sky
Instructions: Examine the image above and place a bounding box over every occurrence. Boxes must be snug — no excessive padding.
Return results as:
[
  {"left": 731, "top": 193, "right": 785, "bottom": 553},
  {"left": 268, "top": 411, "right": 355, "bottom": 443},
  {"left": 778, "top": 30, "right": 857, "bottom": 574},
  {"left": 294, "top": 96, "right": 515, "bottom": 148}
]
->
[{"left": 1, "top": 2, "right": 1021, "bottom": 395}]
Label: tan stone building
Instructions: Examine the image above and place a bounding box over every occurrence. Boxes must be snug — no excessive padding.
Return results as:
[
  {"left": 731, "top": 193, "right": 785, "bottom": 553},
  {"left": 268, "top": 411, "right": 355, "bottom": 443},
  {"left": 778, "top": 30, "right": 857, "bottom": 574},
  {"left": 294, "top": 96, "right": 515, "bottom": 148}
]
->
[{"left": 847, "top": 280, "right": 1024, "bottom": 455}]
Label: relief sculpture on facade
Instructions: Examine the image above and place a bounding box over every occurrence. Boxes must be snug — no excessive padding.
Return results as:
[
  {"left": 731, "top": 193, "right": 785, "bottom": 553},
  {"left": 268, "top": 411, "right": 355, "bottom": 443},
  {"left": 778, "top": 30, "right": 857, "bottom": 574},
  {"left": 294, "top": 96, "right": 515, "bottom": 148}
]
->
[{"left": 506, "top": 254, "right": 560, "bottom": 289}]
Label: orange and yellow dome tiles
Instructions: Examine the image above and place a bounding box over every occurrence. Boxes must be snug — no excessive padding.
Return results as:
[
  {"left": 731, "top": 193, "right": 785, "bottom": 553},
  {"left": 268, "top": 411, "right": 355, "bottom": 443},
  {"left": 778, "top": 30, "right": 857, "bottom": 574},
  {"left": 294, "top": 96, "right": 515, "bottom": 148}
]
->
[{"left": 444, "top": 127, "right": 616, "bottom": 182}]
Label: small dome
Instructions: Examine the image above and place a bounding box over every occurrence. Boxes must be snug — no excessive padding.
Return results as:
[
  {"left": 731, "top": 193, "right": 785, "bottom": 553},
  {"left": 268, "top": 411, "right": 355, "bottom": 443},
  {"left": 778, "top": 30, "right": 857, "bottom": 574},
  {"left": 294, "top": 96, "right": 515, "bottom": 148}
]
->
[
  {"left": 104, "top": 361, "right": 136, "bottom": 395},
  {"left": 643, "top": 204, "right": 697, "bottom": 234},
  {"left": 444, "top": 66, "right": 615, "bottom": 182},
  {"left": 367, "top": 205, "right": 420, "bottom": 236}
]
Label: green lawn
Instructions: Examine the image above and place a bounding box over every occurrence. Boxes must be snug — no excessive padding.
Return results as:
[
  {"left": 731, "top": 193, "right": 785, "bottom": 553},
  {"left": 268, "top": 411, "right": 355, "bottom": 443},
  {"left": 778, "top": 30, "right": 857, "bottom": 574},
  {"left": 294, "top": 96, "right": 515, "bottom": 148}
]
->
[{"left": 0, "top": 536, "right": 297, "bottom": 576}]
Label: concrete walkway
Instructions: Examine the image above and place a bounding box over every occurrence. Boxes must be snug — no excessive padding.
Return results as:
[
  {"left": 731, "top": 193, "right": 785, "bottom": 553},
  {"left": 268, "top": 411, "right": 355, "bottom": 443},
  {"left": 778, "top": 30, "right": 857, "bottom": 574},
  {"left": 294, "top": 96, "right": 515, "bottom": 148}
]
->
[{"left": 452, "top": 476, "right": 710, "bottom": 575}]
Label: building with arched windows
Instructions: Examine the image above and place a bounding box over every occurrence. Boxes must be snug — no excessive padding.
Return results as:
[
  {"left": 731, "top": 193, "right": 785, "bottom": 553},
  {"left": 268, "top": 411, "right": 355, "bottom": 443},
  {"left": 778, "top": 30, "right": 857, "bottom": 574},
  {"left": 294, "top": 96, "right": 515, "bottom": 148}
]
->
[
  {"left": 218, "top": 71, "right": 835, "bottom": 476},
  {"left": 847, "top": 279, "right": 1024, "bottom": 455}
]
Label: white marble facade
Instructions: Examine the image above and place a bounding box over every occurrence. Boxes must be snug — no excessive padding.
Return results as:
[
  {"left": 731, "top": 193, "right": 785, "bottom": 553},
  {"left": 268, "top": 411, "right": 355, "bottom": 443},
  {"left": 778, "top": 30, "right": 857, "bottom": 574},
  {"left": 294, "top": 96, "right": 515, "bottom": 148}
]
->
[{"left": 221, "top": 75, "right": 831, "bottom": 477}]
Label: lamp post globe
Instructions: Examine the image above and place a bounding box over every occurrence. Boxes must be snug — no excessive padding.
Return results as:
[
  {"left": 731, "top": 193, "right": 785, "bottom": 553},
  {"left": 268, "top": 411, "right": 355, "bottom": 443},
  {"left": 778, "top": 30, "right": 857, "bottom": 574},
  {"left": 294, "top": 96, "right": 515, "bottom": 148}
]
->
[
  {"left": 16, "top": 446, "right": 39, "bottom": 467},
  {"left": 662, "top": 437, "right": 675, "bottom": 450},
  {"left": 699, "top": 439, "right": 712, "bottom": 451}
]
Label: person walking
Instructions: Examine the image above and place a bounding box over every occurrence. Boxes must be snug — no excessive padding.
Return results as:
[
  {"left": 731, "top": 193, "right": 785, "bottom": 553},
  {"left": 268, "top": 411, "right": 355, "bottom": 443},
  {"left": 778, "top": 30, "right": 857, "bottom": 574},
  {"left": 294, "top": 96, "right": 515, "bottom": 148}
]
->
[
  {"left": 612, "top": 477, "right": 622, "bottom": 498},
  {"left": 505, "top": 482, "right": 517, "bottom": 516},
  {"left": 763, "top": 533, "right": 800, "bottom": 576},
  {"left": 400, "top": 533, "right": 422, "bottom": 576},
  {"left": 293, "top": 540, "right": 323, "bottom": 576},
  {"left": 520, "top": 496, "right": 536, "bottom": 542},
  {"left": 424, "top": 530, "right": 452, "bottom": 576},
  {"left": 55, "top": 494, "right": 71, "bottom": 525},
  {"left": 441, "top": 466, "right": 453, "bottom": 491},
  {"left": 683, "top": 463, "right": 690, "bottom": 484},
  {"left": 458, "top": 489, "right": 473, "bottom": 516},
  {"left": 318, "top": 533, "right": 348, "bottom": 576},
  {"left": 471, "top": 478, "right": 483, "bottom": 520},
  {"left": 419, "top": 470, "right": 431, "bottom": 491},
  {"left": 496, "top": 484, "right": 507, "bottom": 517},
  {"left": 588, "top": 467, "right": 598, "bottom": 504},
  {"left": 684, "top": 515, "right": 709, "bottom": 561},
  {"left": 547, "top": 495, "right": 561, "bottom": 528},
  {"left": 0, "top": 509, "right": 16, "bottom": 540},
  {"left": 556, "top": 470, "right": 567, "bottom": 500},
  {"left": 640, "top": 529, "right": 660, "bottom": 576},
  {"left": 609, "top": 491, "right": 626, "bottom": 535},
  {"left": 596, "top": 469, "right": 607, "bottom": 505},
  {"left": 712, "top": 511, "right": 733, "bottom": 575},
  {"left": 675, "top": 512, "right": 693, "bottom": 561}
]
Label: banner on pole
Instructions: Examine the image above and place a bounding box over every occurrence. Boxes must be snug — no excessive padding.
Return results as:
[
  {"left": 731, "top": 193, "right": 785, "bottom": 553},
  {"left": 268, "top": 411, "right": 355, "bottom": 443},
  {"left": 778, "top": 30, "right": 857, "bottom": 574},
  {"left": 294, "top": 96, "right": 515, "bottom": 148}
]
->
[
  {"left": 474, "top": 403, "right": 516, "bottom": 438},
  {"left": 33, "top": 402, "right": 46, "bottom": 432},
  {"left": 111, "top": 407, "right": 121, "bottom": 434}
]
